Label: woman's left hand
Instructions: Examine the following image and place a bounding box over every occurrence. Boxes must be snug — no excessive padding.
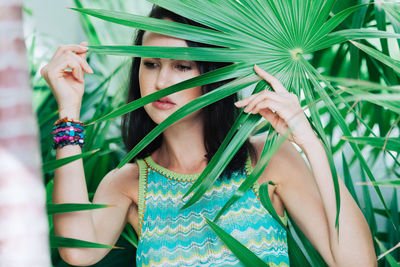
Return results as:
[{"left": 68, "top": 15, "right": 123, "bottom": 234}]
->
[{"left": 234, "top": 64, "right": 317, "bottom": 148}]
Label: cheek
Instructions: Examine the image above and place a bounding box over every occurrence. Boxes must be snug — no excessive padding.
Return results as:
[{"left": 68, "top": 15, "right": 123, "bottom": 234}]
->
[
  {"left": 189, "top": 86, "right": 203, "bottom": 99},
  {"left": 139, "top": 68, "right": 150, "bottom": 97}
]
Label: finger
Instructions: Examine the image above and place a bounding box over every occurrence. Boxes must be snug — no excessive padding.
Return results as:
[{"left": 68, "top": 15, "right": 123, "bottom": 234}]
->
[
  {"left": 71, "top": 62, "right": 83, "bottom": 82},
  {"left": 61, "top": 59, "right": 82, "bottom": 82},
  {"left": 241, "top": 94, "right": 264, "bottom": 112},
  {"left": 235, "top": 89, "right": 278, "bottom": 107},
  {"left": 73, "top": 52, "right": 93, "bottom": 74},
  {"left": 242, "top": 90, "right": 282, "bottom": 113},
  {"left": 64, "top": 51, "right": 92, "bottom": 74},
  {"left": 259, "top": 108, "right": 280, "bottom": 125},
  {"left": 77, "top": 42, "right": 88, "bottom": 59},
  {"left": 76, "top": 42, "right": 92, "bottom": 72},
  {"left": 250, "top": 99, "right": 280, "bottom": 114},
  {"left": 235, "top": 94, "right": 258, "bottom": 107},
  {"left": 243, "top": 94, "right": 271, "bottom": 113},
  {"left": 55, "top": 44, "right": 88, "bottom": 57},
  {"left": 254, "top": 65, "right": 287, "bottom": 94},
  {"left": 260, "top": 108, "right": 289, "bottom": 133}
]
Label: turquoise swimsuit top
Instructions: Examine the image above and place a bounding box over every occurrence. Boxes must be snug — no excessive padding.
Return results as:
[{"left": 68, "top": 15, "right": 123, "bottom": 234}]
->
[{"left": 135, "top": 155, "right": 290, "bottom": 266}]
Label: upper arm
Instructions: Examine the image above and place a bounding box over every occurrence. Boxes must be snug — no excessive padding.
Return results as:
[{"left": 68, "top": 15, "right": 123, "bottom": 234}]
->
[
  {"left": 250, "top": 134, "right": 335, "bottom": 265},
  {"left": 89, "top": 163, "right": 138, "bottom": 264},
  {"left": 271, "top": 140, "right": 336, "bottom": 265}
]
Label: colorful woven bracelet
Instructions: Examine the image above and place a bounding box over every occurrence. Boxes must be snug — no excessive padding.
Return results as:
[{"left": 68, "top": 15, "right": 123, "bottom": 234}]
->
[
  {"left": 51, "top": 126, "right": 84, "bottom": 135},
  {"left": 52, "top": 117, "right": 85, "bottom": 149},
  {"left": 54, "top": 117, "right": 85, "bottom": 127}
]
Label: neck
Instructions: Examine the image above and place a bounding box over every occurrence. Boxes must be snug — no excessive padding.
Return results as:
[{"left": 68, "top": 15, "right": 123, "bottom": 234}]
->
[{"left": 152, "top": 115, "right": 208, "bottom": 173}]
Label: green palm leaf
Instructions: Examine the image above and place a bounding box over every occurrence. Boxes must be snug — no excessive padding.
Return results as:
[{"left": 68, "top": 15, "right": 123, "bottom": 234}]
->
[
  {"left": 86, "top": 62, "right": 252, "bottom": 125},
  {"left": 382, "top": 1, "right": 400, "bottom": 24},
  {"left": 87, "top": 45, "right": 267, "bottom": 62},
  {"left": 302, "top": 59, "right": 393, "bottom": 224},
  {"left": 350, "top": 40, "right": 400, "bottom": 74},
  {"left": 181, "top": 114, "right": 262, "bottom": 209},
  {"left": 50, "top": 234, "right": 120, "bottom": 249},
  {"left": 47, "top": 203, "right": 112, "bottom": 215},
  {"left": 70, "top": 7, "right": 245, "bottom": 48},
  {"left": 203, "top": 216, "right": 269, "bottom": 266},
  {"left": 180, "top": 80, "right": 268, "bottom": 206},
  {"left": 311, "top": 29, "right": 400, "bottom": 51},
  {"left": 341, "top": 136, "right": 400, "bottom": 152},
  {"left": 116, "top": 74, "right": 259, "bottom": 168},
  {"left": 212, "top": 129, "right": 286, "bottom": 222},
  {"left": 259, "top": 183, "right": 326, "bottom": 266},
  {"left": 121, "top": 223, "right": 138, "bottom": 248},
  {"left": 375, "top": 238, "right": 399, "bottom": 266},
  {"left": 42, "top": 148, "right": 101, "bottom": 173}
]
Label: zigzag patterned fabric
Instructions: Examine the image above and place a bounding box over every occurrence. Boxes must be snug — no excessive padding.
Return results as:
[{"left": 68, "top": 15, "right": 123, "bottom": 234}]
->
[{"left": 135, "top": 154, "right": 290, "bottom": 266}]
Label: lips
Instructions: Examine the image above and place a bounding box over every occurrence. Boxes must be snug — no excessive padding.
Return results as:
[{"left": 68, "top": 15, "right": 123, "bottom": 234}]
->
[
  {"left": 152, "top": 96, "right": 176, "bottom": 110},
  {"left": 156, "top": 97, "right": 175, "bottom": 104}
]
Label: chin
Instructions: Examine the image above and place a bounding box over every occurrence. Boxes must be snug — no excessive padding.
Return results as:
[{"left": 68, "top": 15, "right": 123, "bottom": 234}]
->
[
  {"left": 144, "top": 104, "right": 204, "bottom": 127},
  {"left": 144, "top": 106, "right": 172, "bottom": 125}
]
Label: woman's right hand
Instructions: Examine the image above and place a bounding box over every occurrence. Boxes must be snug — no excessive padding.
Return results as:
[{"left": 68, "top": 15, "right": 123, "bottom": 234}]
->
[{"left": 40, "top": 41, "right": 94, "bottom": 113}]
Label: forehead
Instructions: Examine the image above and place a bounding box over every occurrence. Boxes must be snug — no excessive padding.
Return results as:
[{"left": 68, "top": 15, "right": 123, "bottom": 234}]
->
[
  {"left": 142, "top": 31, "right": 188, "bottom": 47},
  {"left": 142, "top": 18, "right": 188, "bottom": 47}
]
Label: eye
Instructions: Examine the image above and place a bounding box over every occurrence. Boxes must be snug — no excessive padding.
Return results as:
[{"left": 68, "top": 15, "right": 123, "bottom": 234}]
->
[
  {"left": 176, "top": 64, "right": 192, "bottom": 71},
  {"left": 143, "top": 61, "right": 158, "bottom": 68}
]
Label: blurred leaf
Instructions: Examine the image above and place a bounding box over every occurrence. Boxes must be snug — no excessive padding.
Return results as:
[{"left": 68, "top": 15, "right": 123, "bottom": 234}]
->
[
  {"left": 42, "top": 148, "right": 102, "bottom": 173},
  {"left": 342, "top": 153, "right": 360, "bottom": 206},
  {"left": 358, "top": 180, "right": 400, "bottom": 188},
  {"left": 350, "top": 40, "right": 400, "bottom": 74},
  {"left": 121, "top": 223, "right": 138, "bottom": 248},
  {"left": 376, "top": 238, "right": 399, "bottom": 266},
  {"left": 73, "top": 0, "right": 101, "bottom": 46},
  {"left": 341, "top": 136, "right": 400, "bottom": 152},
  {"left": 50, "top": 234, "right": 121, "bottom": 249}
]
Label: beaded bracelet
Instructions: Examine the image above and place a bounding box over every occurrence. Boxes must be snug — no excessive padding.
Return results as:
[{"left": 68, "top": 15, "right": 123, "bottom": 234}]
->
[{"left": 52, "top": 117, "right": 85, "bottom": 149}]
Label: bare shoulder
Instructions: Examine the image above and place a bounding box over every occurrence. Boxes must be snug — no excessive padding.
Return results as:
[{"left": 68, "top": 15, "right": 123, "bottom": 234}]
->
[
  {"left": 249, "top": 133, "right": 304, "bottom": 185},
  {"left": 102, "top": 162, "right": 140, "bottom": 205},
  {"left": 249, "top": 133, "right": 302, "bottom": 217}
]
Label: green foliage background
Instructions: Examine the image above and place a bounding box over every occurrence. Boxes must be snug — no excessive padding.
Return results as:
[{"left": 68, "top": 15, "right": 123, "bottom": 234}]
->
[{"left": 24, "top": 0, "right": 399, "bottom": 266}]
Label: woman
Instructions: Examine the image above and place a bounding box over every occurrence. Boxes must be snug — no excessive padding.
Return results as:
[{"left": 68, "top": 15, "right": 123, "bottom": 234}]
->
[{"left": 42, "top": 4, "right": 376, "bottom": 267}]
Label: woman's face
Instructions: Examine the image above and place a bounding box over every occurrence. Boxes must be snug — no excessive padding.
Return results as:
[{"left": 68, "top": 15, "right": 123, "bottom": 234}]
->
[{"left": 139, "top": 19, "right": 203, "bottom": 125}]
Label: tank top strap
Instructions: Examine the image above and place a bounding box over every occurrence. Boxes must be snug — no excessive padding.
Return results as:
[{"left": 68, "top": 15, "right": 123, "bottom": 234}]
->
[{"left": 136, "top": 157, "right": 149, "bottom": 239}]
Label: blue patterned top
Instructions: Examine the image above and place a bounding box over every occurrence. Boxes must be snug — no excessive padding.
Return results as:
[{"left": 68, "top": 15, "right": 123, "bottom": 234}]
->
[{"left": 135, "top": 155, "right": 290, "bottom": 266}]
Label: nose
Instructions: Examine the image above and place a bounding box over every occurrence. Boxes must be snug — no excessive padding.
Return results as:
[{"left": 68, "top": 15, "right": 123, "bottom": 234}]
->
[{"left": 155, "top": 65, "right": 172, "bottom": 91}]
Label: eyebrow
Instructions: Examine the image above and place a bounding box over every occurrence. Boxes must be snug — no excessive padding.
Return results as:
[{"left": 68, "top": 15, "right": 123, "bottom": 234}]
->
[{"left": 143, "top": 57, "right": 194, "bottom": 63}]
